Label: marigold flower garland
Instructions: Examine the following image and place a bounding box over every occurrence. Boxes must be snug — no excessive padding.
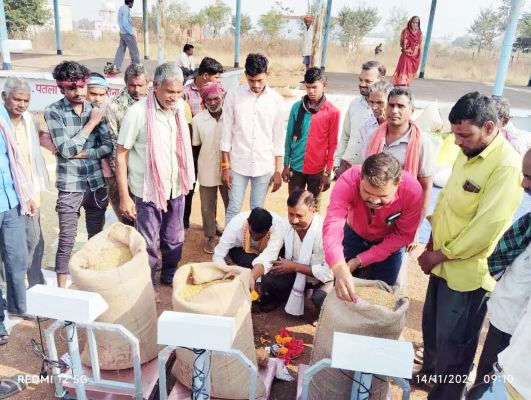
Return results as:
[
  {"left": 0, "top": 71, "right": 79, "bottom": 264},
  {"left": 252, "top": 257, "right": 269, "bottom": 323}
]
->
[{"left": 273, "top": 328, "right": 304, "bottom": 365}]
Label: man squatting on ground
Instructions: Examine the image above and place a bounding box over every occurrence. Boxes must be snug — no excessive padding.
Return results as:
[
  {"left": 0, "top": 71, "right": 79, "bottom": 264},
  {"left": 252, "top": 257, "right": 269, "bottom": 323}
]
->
[
  {"left": 213, "top": 208, "right": 281, "bottom": 268},
  {"left": 250, "top": 189, "right": 334, "bottom": 315}
]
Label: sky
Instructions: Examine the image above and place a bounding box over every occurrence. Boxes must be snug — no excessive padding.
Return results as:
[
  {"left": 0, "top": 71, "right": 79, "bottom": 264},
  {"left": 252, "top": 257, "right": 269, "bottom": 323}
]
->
[{"left": 67, "top": 0, "right": 529, "bottom": 40}]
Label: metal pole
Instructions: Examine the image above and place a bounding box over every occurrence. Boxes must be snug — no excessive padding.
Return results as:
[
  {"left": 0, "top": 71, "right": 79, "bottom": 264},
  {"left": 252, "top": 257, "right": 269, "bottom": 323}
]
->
[
  {"left": 53, "top": 0, "right": 63, "bottom": 55},
  {"left": 191, "top": 350, "right": 211, "bottom": 399},
  {"left": 493, "top": 0, "right": 525, "bottom": 96},
  {"left": 156, "top": 0, "right": 164, "bottom": 65},
  {"left": 0, "top": 0, "right": 11, "bottom": 69},
  {"left": 234, "top": 0, "right": 241, "bottom": 68},
  {"left": 418, "top": 0, "right": 437, "bottom": 79},
  {"left": 65, "top": 322, "right": 88, "bottom": 400},
  {"left": 143, "top": 0, "right": 149, "bottom": 60},
  {"left": 320, "top": 0, "right": 333, "bottom": 71}
]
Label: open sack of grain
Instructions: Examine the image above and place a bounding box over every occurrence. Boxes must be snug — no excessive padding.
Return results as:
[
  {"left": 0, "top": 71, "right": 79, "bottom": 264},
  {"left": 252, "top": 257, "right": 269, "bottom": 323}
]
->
[
  {"left": 172, "top": 262, "right": 266, "bottom": 399},
  {"left": 309, "top": 278, "right": 409, "bottom": 400},
  {"left": 69, "top": 222, "right": 159, "bottom": 370}
]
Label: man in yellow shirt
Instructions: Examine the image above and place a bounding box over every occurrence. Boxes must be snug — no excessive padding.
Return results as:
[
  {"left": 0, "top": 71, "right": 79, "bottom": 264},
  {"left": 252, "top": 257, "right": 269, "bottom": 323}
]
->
[{"left": 416, "top": 92, "right": 523, "bottom": 399}]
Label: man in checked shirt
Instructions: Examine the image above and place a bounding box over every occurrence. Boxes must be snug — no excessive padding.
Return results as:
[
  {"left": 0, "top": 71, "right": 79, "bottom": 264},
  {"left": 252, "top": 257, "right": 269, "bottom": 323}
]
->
[{"left": 45, "top": 61, "right": 113, "bottom": 287}]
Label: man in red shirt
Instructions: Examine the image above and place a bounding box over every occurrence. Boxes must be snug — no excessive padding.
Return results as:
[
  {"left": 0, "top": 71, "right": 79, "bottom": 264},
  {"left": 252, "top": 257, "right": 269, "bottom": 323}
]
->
[
  {"left": 323, "top": 153, "right": 423, "bottom": 301},
  {"left": 282, "top": 67, "right": 340, "bottom": 210}
]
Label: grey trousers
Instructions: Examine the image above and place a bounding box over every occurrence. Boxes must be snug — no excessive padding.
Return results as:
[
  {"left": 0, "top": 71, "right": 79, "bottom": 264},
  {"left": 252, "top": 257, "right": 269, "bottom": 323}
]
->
[
  {"left": 420, "top": 275, "right": 488, "bottom": 400},
  {"left": 0, "top": 206, "right": 28, "bottom": 314},
  {"left": 113, "top": 33, "right": 140, "bottom": 69},
  {"left": 199, "top": 185, "right": 229, "bottom": 238},
  {"left": 55, "top": 188, "right": 108, "bottom": 274}
]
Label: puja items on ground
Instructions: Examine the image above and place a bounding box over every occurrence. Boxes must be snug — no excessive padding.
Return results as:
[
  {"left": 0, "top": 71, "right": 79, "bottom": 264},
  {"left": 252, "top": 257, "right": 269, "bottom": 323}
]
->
[
  {"left": 308, "top": 278, "right": 409, "bottom": 400},
  {"left": 172, "top": 262, "right": 266, "bottom": 399},
  {"left": 272, "top": 328, "right": 304, "bottom": 365},
  {"left": 69, "top": 223, "right": 159, "bottom": 370}
]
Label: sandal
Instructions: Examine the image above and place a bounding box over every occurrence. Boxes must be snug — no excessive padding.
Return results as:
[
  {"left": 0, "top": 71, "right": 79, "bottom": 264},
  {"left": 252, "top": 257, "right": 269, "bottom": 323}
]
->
[
  {"left": 0, "top": 375, "right": 27, "bottom": 399},
  {"left": 414, "top": 346, "right": 424, "bottom": 364}
]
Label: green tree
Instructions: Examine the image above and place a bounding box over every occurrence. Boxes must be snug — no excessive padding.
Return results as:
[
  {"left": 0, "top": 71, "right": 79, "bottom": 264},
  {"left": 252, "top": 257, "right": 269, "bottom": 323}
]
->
[
  {"left": 452, "top": 35, "right": 471, "bottom": 48},
  {"left": 468, "top": 8, "right": 499, "bottom": 54},
  {"left": 190, "top": 11, "right": 207, "bottom": 41},
  {"left": 298, "top": 0, "right": 335, "bottom": 34},
  {"left": 338, "top": 5, "right": 380, "bottom": 52},
  {"left": 258, "top": 1, "right": 293, "bottom": 46},
  {"left": 514, "top": 11, "right": 531, "bottom": 53},
  {"left": 4, "top": 0, "right": 51, "bottom": 36},
  {"left": 386, "top": 6, "right": 409, "bottom": 42},
  {"left": 518, "top": 11, "right": 531, "bottom": 37},
  {"left": 203, "top": 0, "right": 231, "bottom": 38},
  {"left": 231, "top": 13, "right": 253, "bottom": 36},
  {"left": 76, "top": 18, "right": 95, "bottom": 31},
  {"left": 496, "top": 0, "right": 511, "bottom": 32},
  {"left": 166, "top": 0, "right": 193, "bottom": 41}
]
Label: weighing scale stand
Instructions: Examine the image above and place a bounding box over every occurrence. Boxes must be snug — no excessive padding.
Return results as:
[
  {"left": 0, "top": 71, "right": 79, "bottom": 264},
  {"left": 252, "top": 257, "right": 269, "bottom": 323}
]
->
[
  {"left": 191, "top": 349, "right": 211, "bottom": 399},
  {"left": 45, "top": 320, "right": 144, "bottom": 400},
  {"left": 158, "top": 346, "right": 257, "bottom": 400},
  {"left": 300, "top": 359, "right": 411, "bottom": 400},
  {"left": 65, "top": 321, "right": 88, "bottom": 400}
]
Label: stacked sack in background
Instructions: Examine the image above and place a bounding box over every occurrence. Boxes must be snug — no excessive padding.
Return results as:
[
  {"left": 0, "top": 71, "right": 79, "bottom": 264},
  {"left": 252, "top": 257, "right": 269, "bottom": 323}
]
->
[
  {"left": 171, "top": 262, "right": 266, "bottom": 399},
  {"left": 413, "top": 101, "right": 459, "bottom": 188},
  {"left": 70, "top": 223, "right": 159, "bottom": 370},
  {"left": 309, "top": 279, "right": 409, "bottom": 400}
]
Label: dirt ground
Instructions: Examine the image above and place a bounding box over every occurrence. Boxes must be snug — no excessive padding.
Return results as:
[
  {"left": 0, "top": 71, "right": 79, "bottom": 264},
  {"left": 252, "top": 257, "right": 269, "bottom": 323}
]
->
[{"left": 0, "top": 178, "right": 442, "bottom": 400}]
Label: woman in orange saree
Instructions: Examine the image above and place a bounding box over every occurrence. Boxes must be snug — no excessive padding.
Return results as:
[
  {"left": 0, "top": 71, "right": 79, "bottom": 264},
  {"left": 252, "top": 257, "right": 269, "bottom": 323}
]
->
[{"left": 391, "top": 16, "right": 422, "bottom": 87}]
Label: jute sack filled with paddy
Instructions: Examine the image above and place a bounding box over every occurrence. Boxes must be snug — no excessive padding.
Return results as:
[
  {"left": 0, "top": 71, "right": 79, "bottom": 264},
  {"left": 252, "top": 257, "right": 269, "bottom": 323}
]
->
[
  {"left": 309, "top": 278, "right": 409, "bottom": 400},
  {"left": 70, "top": 222, "right": 159, "bottom": 370},
  {"left": 172, "top": 262, "right": 266, "bottom": 399}
]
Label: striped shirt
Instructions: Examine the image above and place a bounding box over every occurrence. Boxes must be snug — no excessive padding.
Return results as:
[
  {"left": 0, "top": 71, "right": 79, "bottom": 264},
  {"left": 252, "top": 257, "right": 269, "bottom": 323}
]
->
[
  {"left": 183, "top": 82, "right": 203, "bottom": 117},
  {"left": 44, "top": 97, "right": 113, "bottom": 193}
]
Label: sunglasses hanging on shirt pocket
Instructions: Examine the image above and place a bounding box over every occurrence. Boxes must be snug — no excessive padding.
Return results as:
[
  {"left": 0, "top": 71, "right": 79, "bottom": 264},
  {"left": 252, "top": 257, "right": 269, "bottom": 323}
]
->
[
  {"left": 385, "top": 211, "right": 402, "bottom": 225},
  {"left": 463, "top": 179, "right": 481, "bottom": 193}
]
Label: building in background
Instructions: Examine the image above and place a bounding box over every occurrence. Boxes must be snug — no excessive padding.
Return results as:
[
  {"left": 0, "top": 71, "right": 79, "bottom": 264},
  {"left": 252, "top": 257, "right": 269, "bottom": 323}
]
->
[
  {"left": 44, "top": 0, "right": 73, "bottom": 31},
  {"left": 95, "top": 1, "right": 119, "bottom": 33}
]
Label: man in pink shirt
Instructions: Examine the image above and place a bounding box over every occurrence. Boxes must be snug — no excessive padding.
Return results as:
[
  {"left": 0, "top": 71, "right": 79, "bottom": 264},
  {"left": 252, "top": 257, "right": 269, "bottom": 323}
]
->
[{"left": 323, "top": 153, "right": 423, "bottom": 301}]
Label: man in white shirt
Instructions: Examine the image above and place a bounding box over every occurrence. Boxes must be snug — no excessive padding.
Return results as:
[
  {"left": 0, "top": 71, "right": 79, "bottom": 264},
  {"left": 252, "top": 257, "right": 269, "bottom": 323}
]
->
[
  {"left": 467, "top": 149, "right": 531, "bottom": 399},
  {"left": 467, "top": 296, "right": 531, "bottom": 400},
  {"left": 176, "top": 44, "right": 195, "bottom": 81},
  {"left": 1, "top": 77, "right": 49, "bottom": 289},
  {"left": 358, "top": 81, "right": 393, "bottom": 158},
  {"left": 116, "top": 63, "right": 194, "bottom": 287},
  {"left": 192, "top": 82, "right": 228, "bottom": 254},
  {"left": 302, "top": 16, "right": 314, "bottom": 70},
  {"left": 220, "top": 53, "right": 285, "bottom": 224},
  {"left": 334, "top": 61, "right": 386, "bottom": 179},
  {"left": 250, "top": 189, "right": 333, "bottom": 314},
  {"left": 213, "top": 208, "right": 281, "bottom": 268}
]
